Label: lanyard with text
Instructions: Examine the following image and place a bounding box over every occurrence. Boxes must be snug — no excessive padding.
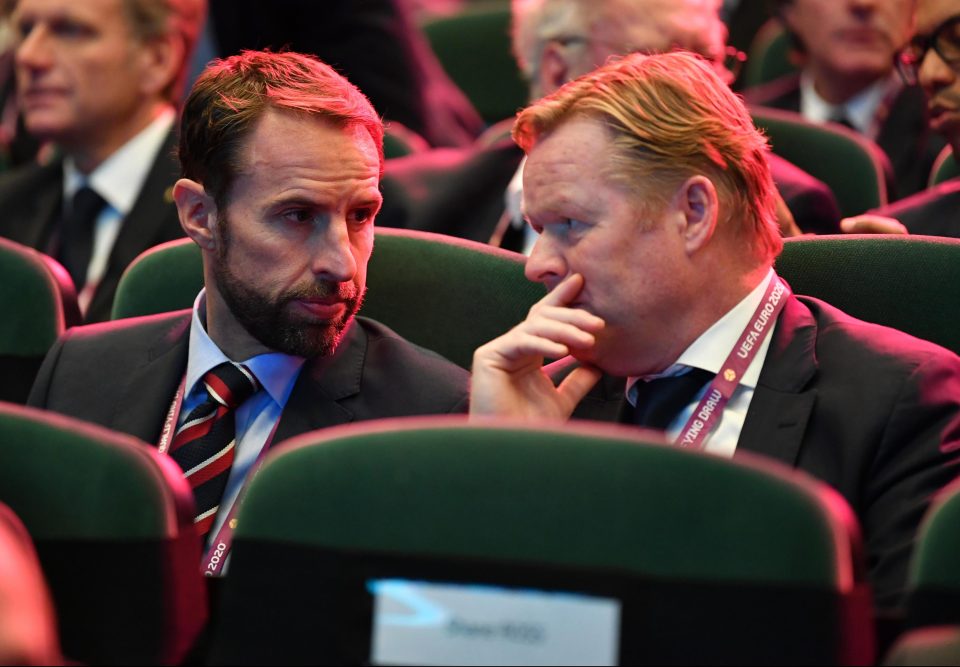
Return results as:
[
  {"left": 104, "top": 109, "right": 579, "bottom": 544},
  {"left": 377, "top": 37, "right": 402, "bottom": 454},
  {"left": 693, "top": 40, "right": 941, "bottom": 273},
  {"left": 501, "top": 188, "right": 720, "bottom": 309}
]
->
[
  {"left": 674, "top": 274, "right": 790, "bottom": 451},
  {"left": 158, "top": 375, "right": 279, "bottom": 577}
]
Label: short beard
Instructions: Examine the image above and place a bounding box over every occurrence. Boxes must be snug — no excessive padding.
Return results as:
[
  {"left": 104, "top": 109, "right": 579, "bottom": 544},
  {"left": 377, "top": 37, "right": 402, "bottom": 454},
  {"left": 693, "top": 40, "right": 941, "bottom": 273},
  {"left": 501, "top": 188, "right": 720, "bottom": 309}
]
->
[{"left": 212, "top": 216, "right": 364, "bottom": 358}]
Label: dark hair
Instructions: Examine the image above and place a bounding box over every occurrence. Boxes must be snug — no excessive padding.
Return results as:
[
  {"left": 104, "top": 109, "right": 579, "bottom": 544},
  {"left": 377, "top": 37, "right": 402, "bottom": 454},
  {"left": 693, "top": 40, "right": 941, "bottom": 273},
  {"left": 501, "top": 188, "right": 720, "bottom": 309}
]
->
[{"left": 178, "top": 49, "right": 384, "bottom": 209}]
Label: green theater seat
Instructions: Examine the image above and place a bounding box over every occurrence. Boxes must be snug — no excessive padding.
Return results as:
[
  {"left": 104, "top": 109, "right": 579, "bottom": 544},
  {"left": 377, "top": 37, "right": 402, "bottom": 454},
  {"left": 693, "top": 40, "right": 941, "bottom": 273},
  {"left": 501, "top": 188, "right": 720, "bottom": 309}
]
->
[
  {"left": 208, "top": 417, "right": 873, "bottom": 665},
  {"left": 0, "top": 402, "right": 207, "bottom": 665},
  {"left": 0, "top": 238, "right": 79, "bottom": 404},
  {"left": 775, "top": 234, "right": 960, "bottom": 355}
]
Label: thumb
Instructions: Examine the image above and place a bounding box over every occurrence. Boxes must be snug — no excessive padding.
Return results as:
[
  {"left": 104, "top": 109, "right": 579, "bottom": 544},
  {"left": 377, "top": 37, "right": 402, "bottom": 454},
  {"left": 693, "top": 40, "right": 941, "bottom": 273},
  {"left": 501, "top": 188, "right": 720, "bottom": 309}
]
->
[{"left": 556, "top": 364, "right": 603, "bottom": 411}]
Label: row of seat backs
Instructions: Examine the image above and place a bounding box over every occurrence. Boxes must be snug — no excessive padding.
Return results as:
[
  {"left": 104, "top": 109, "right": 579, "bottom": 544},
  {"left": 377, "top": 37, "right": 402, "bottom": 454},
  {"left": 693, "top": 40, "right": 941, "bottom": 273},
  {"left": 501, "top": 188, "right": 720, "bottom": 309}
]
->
[
  {"left": 201, "top": 416, "right": 874, "bottom": 664},
  {"left": 110, "top": 230, "right": 960, "bottom": 364},
  {"left": 2, "top": 391, "right": 958, "bottom": 663},
  {"left": 0, "top": 402, "right": 206, "bottom": 665}
]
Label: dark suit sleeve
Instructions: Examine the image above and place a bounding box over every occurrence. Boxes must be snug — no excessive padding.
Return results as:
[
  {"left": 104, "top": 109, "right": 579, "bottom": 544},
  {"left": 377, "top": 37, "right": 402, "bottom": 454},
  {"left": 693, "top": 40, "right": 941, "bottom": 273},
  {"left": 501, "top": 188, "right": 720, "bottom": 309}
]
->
[
  {"left": 864, "top": 352, "right": 960, "bottom": 610},
  {"left": 26, "top": 333, "right": 69, "bottom": 409}
]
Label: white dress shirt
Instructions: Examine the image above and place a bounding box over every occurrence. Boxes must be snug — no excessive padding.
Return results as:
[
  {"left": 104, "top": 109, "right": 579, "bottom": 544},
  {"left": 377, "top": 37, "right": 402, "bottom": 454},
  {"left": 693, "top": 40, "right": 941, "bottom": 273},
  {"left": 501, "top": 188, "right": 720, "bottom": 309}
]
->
[
  {"left": 626, "top": 269, "right": 780, "bottom": 458},
  {"left": 62, "top": 107, "right": 176, "bottom": 312},
  {"left": 799, "top": 71, "right": 898, "bottom": 139},
  {"left": 179, "top": 290, "right": 305, "bottom": 561}
]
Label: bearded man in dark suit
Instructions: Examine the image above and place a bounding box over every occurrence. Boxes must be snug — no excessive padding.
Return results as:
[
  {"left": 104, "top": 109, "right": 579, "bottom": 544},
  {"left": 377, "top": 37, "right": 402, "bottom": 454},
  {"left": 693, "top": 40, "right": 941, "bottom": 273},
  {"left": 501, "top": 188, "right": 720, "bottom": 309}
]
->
[{"left": 29, "top": 50, "right": 468, "bottom": 568}]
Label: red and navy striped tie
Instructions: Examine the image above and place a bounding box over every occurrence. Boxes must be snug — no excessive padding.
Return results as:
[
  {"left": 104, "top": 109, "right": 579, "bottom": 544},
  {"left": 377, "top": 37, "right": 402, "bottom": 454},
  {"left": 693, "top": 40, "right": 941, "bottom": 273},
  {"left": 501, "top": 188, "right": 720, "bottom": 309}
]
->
[{"left": 169, "top": 362, "right": 259, "bottom": 538}]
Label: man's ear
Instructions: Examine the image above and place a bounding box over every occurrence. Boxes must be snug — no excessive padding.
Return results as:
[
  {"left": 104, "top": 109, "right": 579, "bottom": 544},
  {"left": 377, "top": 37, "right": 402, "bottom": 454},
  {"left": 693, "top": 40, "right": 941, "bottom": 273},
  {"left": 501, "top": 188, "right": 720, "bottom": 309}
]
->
[
  {"left": 673, "top": 175, "right": 719, "bottom": 254},
  {"left": 137, "top": 32, "right": 184, "bottom": 100},
  {"left": 538, "top": 41, "right": 572, "bottom": 96},
  {"left": 173, "top": 178, "right": 218, "bottom": 252}
]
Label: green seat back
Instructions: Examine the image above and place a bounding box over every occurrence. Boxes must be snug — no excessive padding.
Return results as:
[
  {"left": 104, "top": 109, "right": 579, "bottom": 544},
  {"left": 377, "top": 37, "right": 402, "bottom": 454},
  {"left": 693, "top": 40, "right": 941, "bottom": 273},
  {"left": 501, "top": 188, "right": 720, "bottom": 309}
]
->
[
  {"left": 0, "top": 402, "right": 205, "bottom": 665},
  {"left": 113, "top": 229, "right": 545, "bottom": 369},
  {"left": 904, "top": 478, "right": 960, "bottom": 629},
  {"left": 775, "top": 235, "right": 960, "bottom": 355},
  {"left": 383, "top": 122, "right": 430, "bottom": 159},
  {"left": 0, "top": 238, "right": 73, "bottom": 403},
  {"left": 743, "top": 19, "right": 798, "bottom": 89},
  {"left": 929, "top": 146, "right": 959, "bottom": 187},
  {"left": 422, "top": 2, "right": 528, "bottom": 125},
  {"left": 211, "top": 418, "right": 870, "bottom": 664},
  {"left": 752, "top": 106, "right": 889, "bottom": 217}
]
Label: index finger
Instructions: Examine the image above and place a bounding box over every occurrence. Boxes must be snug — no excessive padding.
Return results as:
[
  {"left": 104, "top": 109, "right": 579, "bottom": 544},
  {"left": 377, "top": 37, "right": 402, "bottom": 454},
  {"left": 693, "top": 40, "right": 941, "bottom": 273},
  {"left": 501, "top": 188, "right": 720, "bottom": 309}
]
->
[{"left": 540, "top": 273, "right": 585, "bottom": 308}]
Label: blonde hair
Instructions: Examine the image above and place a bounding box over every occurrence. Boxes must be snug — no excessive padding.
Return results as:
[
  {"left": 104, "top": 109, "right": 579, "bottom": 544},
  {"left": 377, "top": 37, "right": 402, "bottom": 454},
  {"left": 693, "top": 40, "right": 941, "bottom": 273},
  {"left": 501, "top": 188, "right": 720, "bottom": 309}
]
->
[{"left": 514, "top": 50, "right": 782, "bottom": 264}]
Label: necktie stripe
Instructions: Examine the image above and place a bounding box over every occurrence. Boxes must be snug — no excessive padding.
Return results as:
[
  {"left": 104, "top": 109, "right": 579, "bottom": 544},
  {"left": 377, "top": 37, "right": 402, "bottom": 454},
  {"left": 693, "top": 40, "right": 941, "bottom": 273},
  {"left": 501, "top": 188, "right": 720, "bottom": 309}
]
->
[
  {"left": 168, "top": 362, "right": 259, "bottom": 540},
  {"left": 184, "top": 441, "right": 235, "bottom": 485},
  {"left": 204, "top": 378, "right": 232, "bottom": 407}
]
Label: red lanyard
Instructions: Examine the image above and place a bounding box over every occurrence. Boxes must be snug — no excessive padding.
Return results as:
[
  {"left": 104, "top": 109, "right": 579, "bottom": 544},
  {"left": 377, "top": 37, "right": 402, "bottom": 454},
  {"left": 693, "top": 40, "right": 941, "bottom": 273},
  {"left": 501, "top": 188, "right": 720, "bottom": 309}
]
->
[
  {"left": 674, "top": 275, "right": 790, "bottom": 451},
  {"left": 159, "top": 375, "right": 279, "bottom": 576}
]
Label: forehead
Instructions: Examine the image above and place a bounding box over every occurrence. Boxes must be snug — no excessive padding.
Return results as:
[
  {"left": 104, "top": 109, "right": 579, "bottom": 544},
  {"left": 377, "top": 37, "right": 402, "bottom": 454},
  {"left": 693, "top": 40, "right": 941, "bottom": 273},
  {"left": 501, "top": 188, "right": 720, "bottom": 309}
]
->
[
  {"left": 593, "top": 0, "right": 725, "bottom": 53},
  {"left": 917, "top": 0, "right": 958, "bottom": 30},
  {"left": 233, "top": 108, "right": 381, "bottom": 189},
  {"left": 524, "top": 116, "right": 627, "bottom": 206},
  {"left": 14, "top": 0, "right": 127, "bottom": 22}
]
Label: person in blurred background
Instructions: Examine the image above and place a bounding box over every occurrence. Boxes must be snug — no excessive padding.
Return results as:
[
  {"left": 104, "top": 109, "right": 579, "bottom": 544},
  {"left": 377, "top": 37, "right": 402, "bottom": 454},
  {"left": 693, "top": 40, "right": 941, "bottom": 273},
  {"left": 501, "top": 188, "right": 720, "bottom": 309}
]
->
[
  {"left": 0, "top": 0, "right": 205, "bottom": 321},
  {"left": 378, "top": 0, "right": 842, "bottom": 253},
  {"left": 746, "top": 0, "right": 944, "bottom": 200}
]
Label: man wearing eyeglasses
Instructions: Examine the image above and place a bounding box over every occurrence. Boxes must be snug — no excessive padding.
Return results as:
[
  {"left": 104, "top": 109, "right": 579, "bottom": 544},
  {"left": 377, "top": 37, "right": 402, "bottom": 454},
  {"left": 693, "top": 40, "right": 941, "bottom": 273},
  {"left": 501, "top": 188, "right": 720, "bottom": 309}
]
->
[
  {"left": 862, "top": 0, "right": 960, "bottom": 236},
  {"left": 747, "top": 0, "right": 944, "bottom": 201},
  {"left": 378, "top": 0, "right": 844, "bottom": 251}
]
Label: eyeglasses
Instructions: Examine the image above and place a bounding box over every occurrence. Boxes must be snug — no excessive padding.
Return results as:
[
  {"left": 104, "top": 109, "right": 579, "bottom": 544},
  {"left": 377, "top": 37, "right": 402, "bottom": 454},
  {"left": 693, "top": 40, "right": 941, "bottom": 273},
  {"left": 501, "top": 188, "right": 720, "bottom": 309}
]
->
[
  {"left": 551, "top": 37, "right": 748, "bottom": 83},
  {"left": 895, "top": 15, "right": 960, "bottom": 86}
]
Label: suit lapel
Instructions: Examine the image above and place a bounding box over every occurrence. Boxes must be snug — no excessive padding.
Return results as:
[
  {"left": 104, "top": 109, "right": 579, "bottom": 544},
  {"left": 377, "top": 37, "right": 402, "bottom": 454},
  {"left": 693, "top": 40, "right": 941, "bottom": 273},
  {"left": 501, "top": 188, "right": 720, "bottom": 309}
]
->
[
  {"left": 87, "top": 130, "right": 180, "bottom": 319},
  {"left": 0, "top": 162, "right": 64, "bottom": 252},
  {"left": 272, "top": 321, "right": 367, "bottom": 446},
  {"left": 736, "top": 295, "right": 819, "bottom": 467},
  {"left": 111, "top": 313, "right": 191, "bottom": 444}
]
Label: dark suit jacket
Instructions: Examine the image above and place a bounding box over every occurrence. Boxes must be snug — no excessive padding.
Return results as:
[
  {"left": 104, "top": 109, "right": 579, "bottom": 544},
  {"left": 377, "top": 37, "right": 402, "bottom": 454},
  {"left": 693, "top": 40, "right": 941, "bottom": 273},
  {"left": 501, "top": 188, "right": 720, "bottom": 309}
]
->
[
  {"left": 744, "top": 74, "right": 946, "bottom": 201},
  {"left": 378, "top": 131, "right": 842, "bottom": 243},
  {"left": 870, "top": 176, "right": 960, "bottom": 237},
  {"left": 0, "top": 130, "right": 184, "bottom": 323},
  {"left": 556, "top": 294, "right": 960, "bottom": 611},
  {"left": 27, "top": 312, "right": 470, "bottom": 447}
]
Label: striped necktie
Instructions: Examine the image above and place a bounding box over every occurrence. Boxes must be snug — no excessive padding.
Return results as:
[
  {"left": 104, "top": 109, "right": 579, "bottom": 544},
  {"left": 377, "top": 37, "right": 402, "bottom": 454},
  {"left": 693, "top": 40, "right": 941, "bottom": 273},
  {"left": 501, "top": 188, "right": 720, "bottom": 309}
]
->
[{"left": 169, "top": 362, "right": 259, "bottom": 538}]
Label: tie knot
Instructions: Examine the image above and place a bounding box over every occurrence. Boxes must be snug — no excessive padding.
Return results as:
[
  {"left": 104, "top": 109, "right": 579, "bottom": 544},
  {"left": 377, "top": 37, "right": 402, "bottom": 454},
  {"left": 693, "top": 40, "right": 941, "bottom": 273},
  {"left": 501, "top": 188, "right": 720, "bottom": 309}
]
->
[
  {"left": 632, "top": 367, "right": 714, "bottom": 431},
  {"left": 202, "top": 362, "right": 259, "bottom": 410},
  {"left": 70, "top": 186, "right": 107, "bottom": 219}
]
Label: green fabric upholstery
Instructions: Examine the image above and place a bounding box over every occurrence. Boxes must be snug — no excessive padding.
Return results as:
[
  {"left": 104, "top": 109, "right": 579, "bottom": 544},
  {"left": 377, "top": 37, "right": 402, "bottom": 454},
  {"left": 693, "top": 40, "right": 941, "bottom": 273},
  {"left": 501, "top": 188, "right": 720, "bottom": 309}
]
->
[
  {"left": 112, "top": 229, "right": 545, "bottom": 369},
  {"left": 0, "top": 238, "right": 77, "bottom": 404},
  {"left": 775, "top": 234, "right": 960, "bottom": 355},
  {"left": 110, "top": 238, "right": 203, "bottom": 320},
  {"left": 239, "top": 420, "right": 849, "bottom": 584},
  {"left": 0, "top": 402, "right": 206, "bottom": 665},
  {"left": 752, "top": 106, "right": 889, "bottom": 217},
  {"left": 209, "top": 417, "right": 871, "bottom": 664},
  {"left": 903, "top": 478, "right": 960, "bottom": 629},
  {"left": 383, "top": 122, "right": 430, "bottom": 159},
  {"left": 743, "top": 20, "right": 798, "bottom": 89},
  {"left": 929, "top": 146, "right": 959, "bottom": 187},
  {"left": 422, "top": 2, "right": 528, "bottom": 125}
]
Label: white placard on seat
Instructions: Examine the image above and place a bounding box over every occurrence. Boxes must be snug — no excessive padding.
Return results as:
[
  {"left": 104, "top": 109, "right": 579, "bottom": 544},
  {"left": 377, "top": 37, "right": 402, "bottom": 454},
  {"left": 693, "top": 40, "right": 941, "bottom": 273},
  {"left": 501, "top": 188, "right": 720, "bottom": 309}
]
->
[{"left": 369, "top": 579, "right": 620, "bottom": 666}]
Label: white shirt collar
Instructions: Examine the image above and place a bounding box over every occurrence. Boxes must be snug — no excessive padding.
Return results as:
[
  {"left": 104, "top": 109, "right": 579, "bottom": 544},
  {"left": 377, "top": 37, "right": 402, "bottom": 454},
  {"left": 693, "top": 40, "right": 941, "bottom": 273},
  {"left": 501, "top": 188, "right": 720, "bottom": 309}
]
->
[
  {"left": 628, "top": 268, "right": 777, "bottom": 396},
  {"left": 63, "top": 106, "right": 175, "bottom": 215},
  {"left": 186, "top": 289, "right": 306, "bottom": 407},
  {"left": 799, "top": 71, "right": 896, "bottom": 136}
]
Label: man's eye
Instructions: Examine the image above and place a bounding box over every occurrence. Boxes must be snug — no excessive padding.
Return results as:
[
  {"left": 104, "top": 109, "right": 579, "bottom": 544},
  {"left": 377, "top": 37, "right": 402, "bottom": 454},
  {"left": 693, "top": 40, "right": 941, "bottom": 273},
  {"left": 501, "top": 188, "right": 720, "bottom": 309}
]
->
[
  {"left": 50, "top": 19, "right": 93, "bottom": 39},
  {"left": 283, "top": 209, "right": 313, "bottom": 224},
  {"left": 349, "top": 207, "right": 374, "bottom": 225}
]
